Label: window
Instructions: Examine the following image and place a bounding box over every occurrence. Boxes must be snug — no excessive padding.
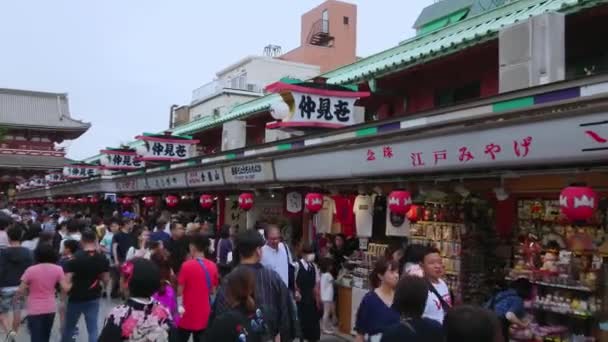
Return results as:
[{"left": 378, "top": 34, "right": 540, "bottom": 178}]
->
[
  {"left": 434, "top": 82, "right": 481, "bottom": 107},
  {"left": 343, "top": 16, "right": 349, "bottom": 25},
  {"left": 322, "top": 10, "right": 329, "bottom": 33}
]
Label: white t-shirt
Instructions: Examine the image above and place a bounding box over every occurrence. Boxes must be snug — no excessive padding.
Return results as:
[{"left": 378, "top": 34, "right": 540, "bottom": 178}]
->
[
  {"left": 353, "top": 195, "right": 373, "bottom": 237},
  {"left": 320, "top": 272, "right": 334, "bottom": 302},
  {"left": 423, "top": 279, "right": 452, "bottom": 324},
  {"left": 386, "top": 210, "right": 410, "bottom": 237},
  {"left": 314, "top": 196, "right": 335, "bottom": 234},
  {"left": 126, "top": 247, "right": 151, "bottom": 260},
  {"left": 261, "top": 243, "right": 290, "bottom": 287},
  {"left": 59, "top": 233, "right": 81, "bottom": 254}
]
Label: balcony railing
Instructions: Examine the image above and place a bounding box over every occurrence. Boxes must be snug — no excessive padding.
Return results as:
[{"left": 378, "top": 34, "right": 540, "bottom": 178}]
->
[{"left": 191, "top": 80, "right": 264, "bottom": 104}]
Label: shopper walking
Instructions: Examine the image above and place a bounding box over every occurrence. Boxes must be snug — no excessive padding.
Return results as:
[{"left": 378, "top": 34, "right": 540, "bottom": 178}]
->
[
  {"left": 444, "top": 305, "right": 502, "bottom": 342},
  {"left": 112, "top": 218, "right": 136, "bottom": 267},
  {"left": 354, "top": 258, "right": 400, "bottom": 342},
  {"left": 205, "top": 266, "right": 268, "bottom": 342},
  {"left": 125, "top": 227, "right": 151, "bottom": 260},
  {"left": 98, "top": 258, "right": 174, "bottom": 341},
  {"left": 261, "top": 225, "right": 292, "bottom": 289},
  {"left": 0, "top": 225, "right": 33, "bottom": 341},
  {"left": 421, "top": 247, "right": 452, "bottom": 324},
  {"left": 61, "top": 230, "right": 110, "bottom": 342},
  {"left": 176, "top": 233, "right": 219, "bottom": 342},
  {"left": 213, "top": 229, "right": 295, "bottom": 341},
  {"left": 151, "top": 248, "right": 178, "bottom": 325},
  {"left": 319, "top": 258, "right": 337, "bottom": 334},
  {"left": 166, "top": 221, "right": 188, "bottom": 275},
  {"left": 381, "top": 275, "right": 444, "bottom": 342},
  {"left": 16, "top": 244, "right": 64, "bottom": 342},
  {"left": 295, "top": 246, "right": 321, "bottom": 342},
  {"left": 485, "top": 278, "right": 531, "bottom": 340}
]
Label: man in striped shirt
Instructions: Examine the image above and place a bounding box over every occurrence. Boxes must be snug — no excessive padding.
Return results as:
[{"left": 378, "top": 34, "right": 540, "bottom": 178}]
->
[{"left": 212, "top": 229, "right": 295, "bottom": 341}]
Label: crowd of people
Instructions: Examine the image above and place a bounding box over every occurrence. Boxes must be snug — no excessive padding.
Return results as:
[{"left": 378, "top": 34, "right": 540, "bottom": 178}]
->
[{"left": 0, "top": 206, "right": 522, "bottom": 342}]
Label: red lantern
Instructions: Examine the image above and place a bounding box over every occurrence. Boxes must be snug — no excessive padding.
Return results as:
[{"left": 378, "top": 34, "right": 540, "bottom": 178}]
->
[
  {"left": 89, "top": 196, "right": 100, "bottom": 205},
  {"left": 407, "top": 205, "right": 421, "bottom": 222},
  {"left": 77, "top": 197, "right": 88, "bottom": 204},
  {"left": 388, "top": 191, "right": 412, "bottom": 215},
  {"left": 121, "top": 196, "right": 134, "bottom": 207},
  {"left": 67, "top": 197, "right": 78, "bottom": 205},
  {"left": 238, "top": 193, "right": 254, "bottom": 211},
  {"left": 165, "top": 195, "right": 179, "bottom": 208},
  {"left": 199, "top": 194, "right": 214, "bottom": 209},
  {"left": 143, "top": 196, "right": 156, "bottom": 208},
  {"left": 305, "top": 193, "right": 324, "bottom": 213},
  {"left": 560, "top": 186, "right": 598, "bottom": 222}
]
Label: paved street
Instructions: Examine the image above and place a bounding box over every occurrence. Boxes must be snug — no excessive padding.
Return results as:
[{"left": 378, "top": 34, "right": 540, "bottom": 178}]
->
[{"left": 5, "top": 298, "right": 351, "bottom": 342}]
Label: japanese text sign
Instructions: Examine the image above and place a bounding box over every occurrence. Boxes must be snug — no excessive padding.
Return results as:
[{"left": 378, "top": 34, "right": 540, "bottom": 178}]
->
[
  {"left": 62, "top": 165, "right": 100, "bottom": 179},
  {"left": 135, "top": 134, "right": 199, "bottom": 162},
  {"left": 274, "top": 112, "right": 608, "bottom": 181},
  {"left": 186, "top": 168, "right": 224, "bottom": 187},
  {"left": 146, "top": 173, "right": 187, "bottom": 190},
  {"left": 288, "top": 91, "right": 357, "bottom": 128},
  {"left": 100, "top": 150, "right": 145, "bottom": 170},
  {"left": 45, "top": 173, "right": 65, "bottom": 184},
  {"left": 223, "top": 161, "right": 275, "bottom": 184}
]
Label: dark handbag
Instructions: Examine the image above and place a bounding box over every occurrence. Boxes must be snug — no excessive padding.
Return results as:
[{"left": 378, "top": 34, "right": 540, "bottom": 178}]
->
[{"left": 284, "top": 244, "right": 295, "bottom": 291}]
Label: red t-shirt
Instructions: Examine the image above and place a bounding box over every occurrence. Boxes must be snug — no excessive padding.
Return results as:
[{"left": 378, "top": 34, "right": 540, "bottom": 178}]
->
[
  {"left": 333, "top": 195, "right": 356, "bottom": 237},
  {"left": 178, "top": 258, "right": 219, "bottom": 331}
]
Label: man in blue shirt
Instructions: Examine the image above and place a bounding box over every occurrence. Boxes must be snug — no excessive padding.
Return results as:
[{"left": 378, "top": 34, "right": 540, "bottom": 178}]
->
[{"left": 486, "top": 278, "right": 531, "bottom": 339}]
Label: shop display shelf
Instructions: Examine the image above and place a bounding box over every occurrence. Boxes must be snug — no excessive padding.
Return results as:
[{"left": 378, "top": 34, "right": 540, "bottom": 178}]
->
[
  {"left": 528, "top": 305, "right": 596, "bottom": 320},
  {"left": 506, "top": 277, "right": 593, "bottom": 293}
]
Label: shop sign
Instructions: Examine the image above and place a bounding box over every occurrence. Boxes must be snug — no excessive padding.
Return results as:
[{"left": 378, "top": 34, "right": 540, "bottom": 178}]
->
[
  {"left": 146, "top": 173, "right": 187, "bottom": 190},
  {"left": 100, "top": 149, "right": 145, "bottom": 170},
  {"left": 275, "top": 112, "right": 608, "bottom": 181},
  {"left": 135, "top": 132, "right": 199, "bottom": 162},
  {"left": 44, "top": 173, "right": 65, "bottom": 184},
  {"left": 62, "top": 165, "right": 100, "bottom": 179},
  {"left": 286, "top": 192, "right": 303, "bottom": 214},
  {"left": 186, "top": 168, "right": 224, "bottom": 187},
  {"left": 116, "top": 178, "right": 138, "bottom": 192},
  {"left": 223, "top": 161, "right": 275, "bottom": 184},
  {"left": 265, "top": 81, "right": 369, "bottom": 129},
  {"left": 28, "top": 177, "right": 46, "bottom": 188}
]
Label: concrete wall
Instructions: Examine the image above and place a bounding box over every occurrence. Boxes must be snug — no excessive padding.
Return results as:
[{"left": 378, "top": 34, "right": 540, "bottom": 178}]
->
[
  {"left": 189, "top": 93, "right": 257, "bottom": 121},
  {"left": 280, "top": 0, "right": 357, "bottom": 73}
]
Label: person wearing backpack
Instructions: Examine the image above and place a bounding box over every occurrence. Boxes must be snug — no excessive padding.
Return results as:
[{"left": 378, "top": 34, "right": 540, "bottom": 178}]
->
[
  {"left": 381, "top": 275, "right": 444, "bottom": 342},
  {"left": 205, "top": 266, "right": 267, "bottom": 342},
  {"left": 485, "top": 277, "right": 531, "bottom": 340},
  {"left": 177, "top": 233, "right": 219, "bottom": 342}
]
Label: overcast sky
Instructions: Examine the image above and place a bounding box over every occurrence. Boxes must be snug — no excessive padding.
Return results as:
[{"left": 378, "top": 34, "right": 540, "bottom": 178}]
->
[{"left": 0, "top": 0, "right": 432, "bottom": 160}]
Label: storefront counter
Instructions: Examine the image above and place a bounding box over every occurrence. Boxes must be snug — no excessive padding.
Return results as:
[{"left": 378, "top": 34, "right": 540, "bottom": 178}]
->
[{"left": 336, "top": 280, "right": 368, "bottom": 336}]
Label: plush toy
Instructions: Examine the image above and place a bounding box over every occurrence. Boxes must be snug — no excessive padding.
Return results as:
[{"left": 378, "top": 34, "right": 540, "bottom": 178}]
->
[{"left": 541, "top": 252, "right": 558, "bottom": 272}]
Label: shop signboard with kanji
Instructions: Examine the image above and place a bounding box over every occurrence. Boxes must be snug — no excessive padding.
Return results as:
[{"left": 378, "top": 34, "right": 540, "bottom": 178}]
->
[
  {"left": 186, "top": 168, "right": 224, "bottom": 187},
  {"left": 100, "top": 148, "right": 145, "bottom": 170},
  {"left": 62, "top": 165, "right": 100, "bottom": 179},
  {"left": 223, "top": 161, "right": 275, "bottom": 184},
  {"left": 265, "top": 80, "right": 369, "bottom": 129},
  {"left": 274, "top": 112, "right": 608, "bottom": 181},
  {"left": 146, "top": 172, "right": 187, "bottom": 190},
  {"left": 45, "top": 172, "right": 65, "bottom": 184},
  {"left": 116, "top": 178, "right": 139, "bottom": 192},
  {"left": 135, "top": 132, "right": 199, "bottom": 162}
]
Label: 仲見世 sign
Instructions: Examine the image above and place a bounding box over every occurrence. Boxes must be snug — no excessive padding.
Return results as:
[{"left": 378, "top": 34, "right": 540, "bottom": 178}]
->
[
  {"left": 62, "top": 165, "right": 100, "bottom": 179},
  {"left": 135, "top": 132, "right": 199, "bottom": 162},
  {"left": 100, "top": 148, "right": 145, "bottom": 170}
]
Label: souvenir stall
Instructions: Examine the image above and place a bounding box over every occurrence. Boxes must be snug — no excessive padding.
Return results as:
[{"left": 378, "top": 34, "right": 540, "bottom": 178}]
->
[{"left": 507, "top": 184, "right": 607, "bottom": 341}]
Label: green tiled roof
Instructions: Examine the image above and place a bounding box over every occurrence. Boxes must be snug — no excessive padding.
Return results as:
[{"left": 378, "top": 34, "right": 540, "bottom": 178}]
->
[
  {"left": 324, "top": 0, "right": 604, "bottom": 85},
  {"left": 171, "top": 94, "right": 281, "bottom": 136}
]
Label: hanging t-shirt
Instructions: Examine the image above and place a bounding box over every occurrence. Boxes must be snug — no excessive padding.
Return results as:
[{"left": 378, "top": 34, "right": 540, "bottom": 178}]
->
[
  {"left": 314, "top": 196, "right": 336, "bottom": 234},
  {"left": 333, "top": 195, "right": 356, "bottom": 238},
  {"left": 386, "top": 210, "right": 410, "bottom": 237},
  {"left": 372, "top": 195, "right": 387, "bottom": 239},
  {"left": 354, "top": 195, "right": 373, "bottom": 238}
]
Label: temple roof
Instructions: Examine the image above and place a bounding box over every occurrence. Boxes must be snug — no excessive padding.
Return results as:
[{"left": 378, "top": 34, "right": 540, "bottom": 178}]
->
[
  {"left": 0, "top": 88, "right": 90, "bottom": 137},
  {"left": 0, "top": 154, "right": 71, "bottom": 170}
]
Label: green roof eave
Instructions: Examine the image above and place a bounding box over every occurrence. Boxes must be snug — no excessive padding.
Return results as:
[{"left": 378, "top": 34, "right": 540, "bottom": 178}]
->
[{"left": 323, "top": 0, "right": 605, "bottom": 86}]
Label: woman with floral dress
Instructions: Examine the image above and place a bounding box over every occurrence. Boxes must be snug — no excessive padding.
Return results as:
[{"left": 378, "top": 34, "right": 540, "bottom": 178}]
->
[{"left": 98, "top": 258, "right": 175, "bottom": 342}]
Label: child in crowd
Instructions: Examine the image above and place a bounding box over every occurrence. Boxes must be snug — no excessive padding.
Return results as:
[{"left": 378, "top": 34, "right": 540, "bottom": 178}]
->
[{"left": 319, "top": 257, "right": 337, "bottom": 334}]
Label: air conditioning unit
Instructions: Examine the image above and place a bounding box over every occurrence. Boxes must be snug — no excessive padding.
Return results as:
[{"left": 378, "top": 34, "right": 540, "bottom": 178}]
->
[
  {"left": 499, "top": 12, "right": 565, "bottom": 93},
  {"left": 222, "top": 120, "right": 246, "bottom": 151}
]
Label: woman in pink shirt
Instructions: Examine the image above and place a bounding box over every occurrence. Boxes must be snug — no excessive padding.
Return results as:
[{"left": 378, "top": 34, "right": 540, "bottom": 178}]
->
[{"left": 16, "top": 244, "right": 65, "bottom": 342}]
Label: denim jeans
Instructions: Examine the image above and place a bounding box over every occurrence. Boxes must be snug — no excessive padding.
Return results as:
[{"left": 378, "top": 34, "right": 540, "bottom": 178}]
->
[
  {"left": 61, "top": 299, "right": 100, "bottom": 342},
  {"left": 27, "top": 313, "right": 55, "bottom": 342}
]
